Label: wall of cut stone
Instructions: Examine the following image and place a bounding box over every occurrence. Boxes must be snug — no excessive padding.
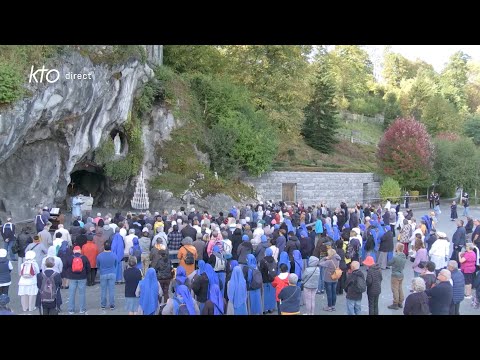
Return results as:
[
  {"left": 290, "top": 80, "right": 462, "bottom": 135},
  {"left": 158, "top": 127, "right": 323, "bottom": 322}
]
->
[{"left": 243, "top": 171, "right": 381, "bottom": 207}]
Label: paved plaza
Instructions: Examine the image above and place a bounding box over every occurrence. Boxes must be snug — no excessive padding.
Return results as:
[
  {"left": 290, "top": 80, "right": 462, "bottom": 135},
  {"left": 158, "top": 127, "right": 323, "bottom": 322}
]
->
[{"left": 5, "top": 204, "right": 480, "bottom": 315}]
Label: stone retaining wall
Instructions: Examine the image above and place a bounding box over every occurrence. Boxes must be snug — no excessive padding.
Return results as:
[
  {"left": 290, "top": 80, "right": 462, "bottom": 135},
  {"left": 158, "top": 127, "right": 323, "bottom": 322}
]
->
[{"left": 244, "top": 171, "right": 380, "bottom": 208}]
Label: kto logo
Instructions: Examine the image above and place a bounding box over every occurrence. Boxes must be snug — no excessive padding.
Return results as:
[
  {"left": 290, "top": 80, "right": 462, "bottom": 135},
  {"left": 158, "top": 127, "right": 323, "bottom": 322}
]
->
[{"left": 28, "top": 65, "right": 60, "bottom": 84}]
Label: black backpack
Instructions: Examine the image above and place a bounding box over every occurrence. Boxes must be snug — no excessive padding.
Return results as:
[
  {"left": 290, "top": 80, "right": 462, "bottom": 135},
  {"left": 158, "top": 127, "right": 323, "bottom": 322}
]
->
[
  {"left": 249, "top": 267, "right": 263, "bottom": 290},
  {"left": 183, "top": 247, "right": 195, "bottom": 265},
  {"left": 156, "top": 256, "right": 173, "bottom": 280},
  {"left": 265, "top": 259, "right": 277, "bottom": 282},
  {"left": 346, "top": 238, "right": 360, "bottom": 259}
]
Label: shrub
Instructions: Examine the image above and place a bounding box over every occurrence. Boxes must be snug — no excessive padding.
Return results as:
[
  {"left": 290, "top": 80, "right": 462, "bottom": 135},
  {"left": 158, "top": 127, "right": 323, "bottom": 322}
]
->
[
  {"left": 379, "top": 177, "right": 401, "bottom": 202},
  {"left": 0, "top": 62, "right": 23, "bottom": 104}
]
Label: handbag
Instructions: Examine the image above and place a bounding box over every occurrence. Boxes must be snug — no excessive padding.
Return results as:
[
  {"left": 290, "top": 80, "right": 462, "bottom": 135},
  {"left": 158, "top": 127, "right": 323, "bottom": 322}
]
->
[{"left": 331, "top": 260, "right": 343, "bottom": 281}]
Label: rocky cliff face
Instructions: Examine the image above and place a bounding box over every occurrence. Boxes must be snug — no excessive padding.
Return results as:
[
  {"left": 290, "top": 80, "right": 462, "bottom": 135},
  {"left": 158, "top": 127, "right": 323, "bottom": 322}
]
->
[{"left": 0, "top": 49, "right": 156, "bottom": 220}]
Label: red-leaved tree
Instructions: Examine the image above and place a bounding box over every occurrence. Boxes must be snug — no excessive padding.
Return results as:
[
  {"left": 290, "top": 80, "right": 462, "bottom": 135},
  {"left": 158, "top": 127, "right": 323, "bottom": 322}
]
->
[{"left": 377, "top": 117, "right": 434, "bottom": 189}]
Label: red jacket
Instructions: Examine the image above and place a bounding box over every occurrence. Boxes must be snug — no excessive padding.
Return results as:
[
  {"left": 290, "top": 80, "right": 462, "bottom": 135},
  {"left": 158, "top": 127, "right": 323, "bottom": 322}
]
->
[
  {"left": 82, "top": 241, "right": 99, "bottom": 268},
  {"left": 272, "top": 274, "right": 290, "bottom": 302}
]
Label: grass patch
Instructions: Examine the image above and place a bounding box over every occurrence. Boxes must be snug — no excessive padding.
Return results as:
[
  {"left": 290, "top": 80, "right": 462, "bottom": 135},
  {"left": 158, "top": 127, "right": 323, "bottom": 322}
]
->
[{"left": 149, "top": 172, "right": 190, "bottom": 197}]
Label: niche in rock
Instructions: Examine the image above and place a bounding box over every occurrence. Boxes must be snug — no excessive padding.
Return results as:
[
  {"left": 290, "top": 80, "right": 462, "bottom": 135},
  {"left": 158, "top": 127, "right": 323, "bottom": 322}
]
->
[
  {"left": 68, "top": 163, "right": 107, "bottom": 206},
  {"left": 110, "top": 129, "right": 128, "bottom": 156}
]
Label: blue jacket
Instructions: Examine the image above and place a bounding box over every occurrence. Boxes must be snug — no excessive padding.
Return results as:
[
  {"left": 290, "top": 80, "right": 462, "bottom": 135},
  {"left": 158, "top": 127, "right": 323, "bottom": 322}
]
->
[
  {"left": 451, "top": 269, "right": 465, "bottom": 304},
  {"left": 425, "top": 281, "right": 453, "bottom": 315},
  {"left": 278, "top": 285, "right": 301, "bottom": 313}
]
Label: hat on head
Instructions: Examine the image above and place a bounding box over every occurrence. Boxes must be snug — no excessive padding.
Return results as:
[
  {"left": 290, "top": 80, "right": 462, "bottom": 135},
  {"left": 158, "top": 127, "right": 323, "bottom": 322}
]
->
[
  {"left": 245, "top": 217, "right": 250, "bottom": 222},
  {"left": 73, "top": 246, "right": 81, "bottom": 252},
  {"left": 25, "top": 250, "right": 36, "bottom": 260},
  {"left": 97, "top": 213, "right": 101, "bottom": 217},
  {"left": 274, "top": 224, "right": 280, "bottom": 230},
  {"left": 229, "top": 222, "right": 236, "bottom": 228},
  {"left": 437, "top": 231, "right": 447, "bottom": 239},
  {"left": 352, "top": 227, "right": 361, "bottom": 235},
  {"left": 242, "top": 235, "right": 249, "bottom": 242},
  {"left": 0, "top": 294, "right": 10, "bottom": 306},
  {"left": 362, "top": 256, "right": 375, "bottom": 267},
  {"left": 43, "top": 206, "right": 49, "bottom": 210},
  {"left": 0, "top": 249, "right": 7, "bottom": 258},
  {"left": 171, "top": 220, "right": 177, "bottom": 226},
  {"left": 142, "top": 227, "right": 149, "bottom": 233}
]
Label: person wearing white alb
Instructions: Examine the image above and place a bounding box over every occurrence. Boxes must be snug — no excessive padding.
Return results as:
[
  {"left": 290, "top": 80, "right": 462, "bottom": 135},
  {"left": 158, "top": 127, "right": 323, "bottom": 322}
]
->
[
  {"left": 429, "top": 231, "right": 451, "bottom": 274},
  {"left": 384, "top": 200, "right": 391, "bottom": 210},
  {"left": 396, "top": 211, "right": 405, "bottom": 231},
  {"left": 18, "top": 250, "right": 40, "bottom": 312}
]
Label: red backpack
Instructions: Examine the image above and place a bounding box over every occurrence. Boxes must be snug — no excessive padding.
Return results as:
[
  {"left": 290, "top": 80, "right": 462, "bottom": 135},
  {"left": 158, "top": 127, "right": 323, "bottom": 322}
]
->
[{"left": 72, "top": 256, "right": 84, "bottom": 273}]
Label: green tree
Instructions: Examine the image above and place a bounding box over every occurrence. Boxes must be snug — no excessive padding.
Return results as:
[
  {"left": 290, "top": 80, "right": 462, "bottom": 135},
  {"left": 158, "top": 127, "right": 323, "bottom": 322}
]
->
[
  {"left": 399, "top": 70, "right": 439, "bottom": 120},
  {"left": 301, "top": 50, "right": 338, "bottom": 154},
  {"left": 466, "top": 60, "right": 480, "bottom": 113},
  {"left": 163, "top": 46, "right": 226, "bottom": 75},
  {"left": 422, "top": 94, "right": 463, "bottom": 135},
  {"left": 464, "top": 114, "right": 480, "bottom": 145},
  {"left": 223, "top": 45, "right": 313, "bottom": 135},
  {"left": 329, "top": 45, "right": 375, "bottom": 108},
  {"left": 434, "top": 138, "right": 480, "bottom": 196},
  {"left": 440, "top": 51, "right": 470, "bottom": 114},
  {"left": 379, "top": 177, "right": 401, "bottom": 202},
  {"left": 383, "top": 92, "right": 402, "bottom": 129},
  {"left": 188, "top": 73, "right": 278, "bottom": 177},
  {"left": 382, "top": 48, "right": 417, "bottom": 88}
]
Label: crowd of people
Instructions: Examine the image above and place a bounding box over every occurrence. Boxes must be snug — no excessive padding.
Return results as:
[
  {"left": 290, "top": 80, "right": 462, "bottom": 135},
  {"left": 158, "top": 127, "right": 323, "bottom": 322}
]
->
[{"left": 0, "top": 197, "right": 479, "bottom": 315}]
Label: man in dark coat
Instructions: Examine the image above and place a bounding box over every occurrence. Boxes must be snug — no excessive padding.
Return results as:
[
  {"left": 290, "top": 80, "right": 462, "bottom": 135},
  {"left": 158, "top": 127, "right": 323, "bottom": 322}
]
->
[
  {"left": 451, "top": 220, "right": 466, "bottom": 262},
  {"left": 344, "top": 261, "right": 366, "bottom": 315},
  {"left": 425, "top": 269, "right": 453, "bottom": 315},
  {"left": 364, "top": 256, "right": 382, "bottom": 315},
  {"left": 377, "top": 226, "right": 394, "bottom": 270}
]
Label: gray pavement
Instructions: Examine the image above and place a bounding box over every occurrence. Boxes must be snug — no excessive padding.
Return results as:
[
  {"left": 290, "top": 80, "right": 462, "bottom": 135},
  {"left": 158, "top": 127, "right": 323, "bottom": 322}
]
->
[{"left": 4, "top": 204, "right": 480, "bottom": 315}]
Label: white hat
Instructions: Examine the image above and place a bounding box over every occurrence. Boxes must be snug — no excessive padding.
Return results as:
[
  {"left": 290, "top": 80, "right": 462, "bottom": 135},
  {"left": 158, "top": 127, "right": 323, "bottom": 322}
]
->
[
  {"left": 229, "top": 222, "right": 236, "bottom": 228},
  {"left": 245, "top": 217, "right": 250, "bottom": 222},
  {"left": 0, "top": 249, "right": 7, "bottom": 258},
  {"left": 437, "top": 231, "right": 447, "bottom": 239},
  {"left": 171, "top": 220, "right": 177, "bottom": 226},
  {"left": 142, "top": 227, "right": 149, "bottom": 233},
  {"left": 97, "top": 213, "right": 101, "bottom": 217},
  {"left": 352, "top": 227, "right": 361, "bottom": 235},
  {"left": 154, "top": 211, "right": 160, "bottom": 216},
  {"left": 25, "top": 250, "right": 36, "bottom": 260},
  {"left": 191, "top": 208, "right": 195, "bottom": 212}
]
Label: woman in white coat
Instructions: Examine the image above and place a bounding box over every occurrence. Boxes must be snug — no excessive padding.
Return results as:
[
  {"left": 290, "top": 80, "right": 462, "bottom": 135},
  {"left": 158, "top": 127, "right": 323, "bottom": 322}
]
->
[
  {"left": 18, "top": 250, "right": 40, "bottom": 312},
  {"left": 428, "top": 231, "right": 450, "bottom": 275}
]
